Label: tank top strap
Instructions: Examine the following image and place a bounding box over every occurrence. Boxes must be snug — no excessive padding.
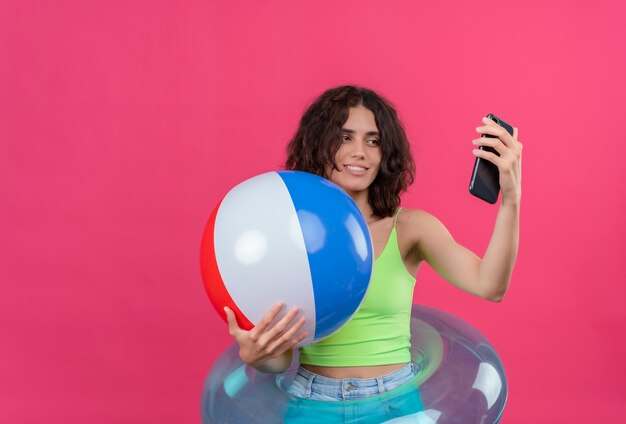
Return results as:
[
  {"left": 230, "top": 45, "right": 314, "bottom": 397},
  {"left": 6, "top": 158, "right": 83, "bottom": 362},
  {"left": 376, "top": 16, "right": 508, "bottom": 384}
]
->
[{"left": 392, "top": 207, "right": 403, "bottom": 229}]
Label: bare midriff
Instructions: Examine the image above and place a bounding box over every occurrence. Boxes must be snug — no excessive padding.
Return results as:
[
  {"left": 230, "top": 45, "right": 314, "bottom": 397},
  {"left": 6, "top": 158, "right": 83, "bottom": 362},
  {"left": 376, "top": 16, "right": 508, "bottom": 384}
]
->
[{"left": 301, "top": 362, "right": 408, "bottom": 379}]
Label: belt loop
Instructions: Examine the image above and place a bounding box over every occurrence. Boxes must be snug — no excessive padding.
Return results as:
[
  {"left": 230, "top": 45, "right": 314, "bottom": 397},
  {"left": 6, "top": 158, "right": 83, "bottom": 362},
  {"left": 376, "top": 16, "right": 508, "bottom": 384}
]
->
[
  {"left": 304, "top": 371, "right": 314, "bottom": 398},
  {"left": 376, "top": 376, "right": 385, "bottom": 394}
]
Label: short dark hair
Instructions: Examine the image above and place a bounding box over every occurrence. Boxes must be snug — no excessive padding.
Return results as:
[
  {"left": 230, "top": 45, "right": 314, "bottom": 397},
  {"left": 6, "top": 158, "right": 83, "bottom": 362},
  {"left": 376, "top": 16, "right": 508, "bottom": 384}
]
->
[{"left": 285, "top": 85, "right": 415, "bottom": 218}]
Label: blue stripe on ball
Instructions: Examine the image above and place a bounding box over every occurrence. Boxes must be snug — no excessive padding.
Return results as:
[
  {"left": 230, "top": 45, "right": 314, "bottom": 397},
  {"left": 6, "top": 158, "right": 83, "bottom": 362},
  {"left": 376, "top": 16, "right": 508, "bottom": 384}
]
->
[{"left": 277, "top": 171, "right": 373, "bottom": 339}]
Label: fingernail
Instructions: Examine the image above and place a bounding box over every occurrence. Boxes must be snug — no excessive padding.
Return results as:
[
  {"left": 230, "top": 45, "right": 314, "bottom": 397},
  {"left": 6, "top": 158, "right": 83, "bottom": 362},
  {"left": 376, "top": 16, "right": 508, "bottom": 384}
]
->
[
  {"left": 476, "top": 127, "right": 482, "bottom": 132},
  {"left": 482, "top": 117, "right": 489, "bottom": 123},
  {"left": 473, "top": 149, "right": 480, "bottom": 155}
]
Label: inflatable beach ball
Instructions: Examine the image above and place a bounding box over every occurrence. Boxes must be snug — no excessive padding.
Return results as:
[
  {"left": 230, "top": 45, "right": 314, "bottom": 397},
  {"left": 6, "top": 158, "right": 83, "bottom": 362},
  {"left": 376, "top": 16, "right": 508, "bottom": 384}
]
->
[{"left": 200, "top": 171, "right": 373, "bottom": 346}]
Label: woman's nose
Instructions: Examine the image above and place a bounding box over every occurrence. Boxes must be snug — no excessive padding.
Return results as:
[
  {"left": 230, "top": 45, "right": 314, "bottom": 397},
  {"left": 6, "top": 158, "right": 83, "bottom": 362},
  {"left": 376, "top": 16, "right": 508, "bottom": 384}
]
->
[{"left": 349, "top": 141, "right": 366, "bottom": 158}]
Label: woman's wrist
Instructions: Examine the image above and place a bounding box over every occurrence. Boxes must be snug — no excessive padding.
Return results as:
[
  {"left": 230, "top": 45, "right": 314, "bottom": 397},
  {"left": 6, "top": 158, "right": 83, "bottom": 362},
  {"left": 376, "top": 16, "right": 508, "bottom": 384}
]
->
[{"left": 501, "top": 192, "right": 521, "bottom": 208}]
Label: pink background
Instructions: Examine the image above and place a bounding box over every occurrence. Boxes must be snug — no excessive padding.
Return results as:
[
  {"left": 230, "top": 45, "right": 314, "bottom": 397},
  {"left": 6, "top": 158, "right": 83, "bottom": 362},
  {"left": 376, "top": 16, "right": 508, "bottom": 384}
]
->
[{"left": 2, "top": 1, "right": 625, "bottom": 422}]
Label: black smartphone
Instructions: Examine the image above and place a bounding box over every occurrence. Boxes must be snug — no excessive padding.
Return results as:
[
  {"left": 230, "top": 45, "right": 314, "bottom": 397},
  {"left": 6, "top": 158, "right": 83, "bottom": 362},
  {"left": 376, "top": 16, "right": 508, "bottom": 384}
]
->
[{"left": 469, "top": 113, "right": 514, "bottom": 204}]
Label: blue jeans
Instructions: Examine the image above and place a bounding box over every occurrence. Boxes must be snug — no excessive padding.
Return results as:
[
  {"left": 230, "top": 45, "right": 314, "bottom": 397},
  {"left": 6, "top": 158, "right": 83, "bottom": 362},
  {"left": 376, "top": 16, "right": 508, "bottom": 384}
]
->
[{"left": 283, "top": 363, "right": 424, "bottom": 423}]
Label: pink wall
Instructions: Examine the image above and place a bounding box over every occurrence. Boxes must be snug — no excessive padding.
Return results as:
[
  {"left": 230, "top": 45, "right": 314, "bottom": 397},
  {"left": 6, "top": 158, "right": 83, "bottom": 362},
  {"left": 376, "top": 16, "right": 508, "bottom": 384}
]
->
[{"left": 1, "top": 1, "right": 624, "bottom": 422}]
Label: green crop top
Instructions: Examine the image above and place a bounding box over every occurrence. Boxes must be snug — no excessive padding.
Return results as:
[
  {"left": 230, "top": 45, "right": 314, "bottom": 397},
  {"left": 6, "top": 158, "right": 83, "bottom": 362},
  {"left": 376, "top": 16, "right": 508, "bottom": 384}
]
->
[{"left": 299, "top": 209, "right": 416, "bottom": 367}]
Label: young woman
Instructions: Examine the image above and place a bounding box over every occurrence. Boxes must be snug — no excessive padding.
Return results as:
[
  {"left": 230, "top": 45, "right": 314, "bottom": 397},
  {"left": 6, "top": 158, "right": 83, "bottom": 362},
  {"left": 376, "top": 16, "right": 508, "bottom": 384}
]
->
[{"left": 223, "top": 86, "right": 522, "bottom": 418}]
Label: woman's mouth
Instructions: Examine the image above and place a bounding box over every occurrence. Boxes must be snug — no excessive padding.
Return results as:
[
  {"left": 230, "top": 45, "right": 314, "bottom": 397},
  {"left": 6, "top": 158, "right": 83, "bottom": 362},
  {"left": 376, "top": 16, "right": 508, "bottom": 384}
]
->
[{"left": 345, "top": 165, "right": 367, "bottom": 175}]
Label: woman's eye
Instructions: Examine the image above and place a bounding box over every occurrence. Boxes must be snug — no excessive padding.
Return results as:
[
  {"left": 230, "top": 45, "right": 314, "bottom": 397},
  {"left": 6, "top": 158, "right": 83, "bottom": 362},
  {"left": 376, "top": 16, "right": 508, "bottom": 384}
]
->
[
  {"left": 367, "top": 139, "right": 380, "bottom": 146},
  {"left": 342, "top": 135, "right": 351, "bottom": 142}
]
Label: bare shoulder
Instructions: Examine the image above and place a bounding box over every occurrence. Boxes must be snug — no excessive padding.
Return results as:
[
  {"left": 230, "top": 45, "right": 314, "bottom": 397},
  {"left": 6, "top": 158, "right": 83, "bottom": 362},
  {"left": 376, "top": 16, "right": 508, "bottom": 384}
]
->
[
  {"left": 396, "top": 208, "right": 454, "bottom": 261},
  {"left": 397, "top": 208, "right": 448, "bottom": 233}
]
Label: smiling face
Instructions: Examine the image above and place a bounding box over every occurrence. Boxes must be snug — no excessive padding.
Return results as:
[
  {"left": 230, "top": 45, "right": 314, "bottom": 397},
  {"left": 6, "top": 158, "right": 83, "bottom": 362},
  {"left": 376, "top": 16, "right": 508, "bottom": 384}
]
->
[
  {"left": 285, "top": 86, "right": 415, "bottom": 218},
  {"left": 329, "top": 105, "right": 382, "bottom": 199}
]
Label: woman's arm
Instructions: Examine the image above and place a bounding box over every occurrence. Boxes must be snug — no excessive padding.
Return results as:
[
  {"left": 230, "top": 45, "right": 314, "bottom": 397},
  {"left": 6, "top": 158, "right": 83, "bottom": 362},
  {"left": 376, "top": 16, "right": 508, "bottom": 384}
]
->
[
  {"left": 477, "top": 199, "right": 520, "bottom": 301},
  {"left": 406, "top": 117, "right": 522, "bottom": 302}
]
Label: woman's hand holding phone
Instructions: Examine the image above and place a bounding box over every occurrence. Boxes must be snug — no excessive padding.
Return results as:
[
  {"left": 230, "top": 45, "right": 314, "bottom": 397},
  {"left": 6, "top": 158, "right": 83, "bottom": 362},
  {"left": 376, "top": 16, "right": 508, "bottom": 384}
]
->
[{"left": 470, "top": 114, "right": 523, "bottom": 205}]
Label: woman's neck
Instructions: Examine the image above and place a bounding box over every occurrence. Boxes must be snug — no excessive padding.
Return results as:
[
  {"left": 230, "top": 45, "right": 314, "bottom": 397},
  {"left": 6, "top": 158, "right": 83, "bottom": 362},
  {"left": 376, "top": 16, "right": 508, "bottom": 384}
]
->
[{"left": 350, "top": 191, "right": 376, "bottom": 223}]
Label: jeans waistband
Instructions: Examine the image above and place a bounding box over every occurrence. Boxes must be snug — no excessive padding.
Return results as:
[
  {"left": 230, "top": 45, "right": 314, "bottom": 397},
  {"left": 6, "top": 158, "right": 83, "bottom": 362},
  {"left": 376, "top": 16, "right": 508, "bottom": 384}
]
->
[
  {"left": 292, "top": 363, "right": 417, "bottom": 400},
  {"left": 299, "top": 363, "right": 415, "bottom": 387}
]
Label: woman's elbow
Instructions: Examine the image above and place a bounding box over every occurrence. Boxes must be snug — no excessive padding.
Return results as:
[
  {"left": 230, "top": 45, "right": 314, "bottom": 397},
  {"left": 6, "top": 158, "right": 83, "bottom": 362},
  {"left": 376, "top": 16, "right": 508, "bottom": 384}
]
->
[
  {"left": 484, "top": 288, "right": 507, "bottom": 303},
  {"left": 487, "top": 293, "right": 504, "bottom": 303}
]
